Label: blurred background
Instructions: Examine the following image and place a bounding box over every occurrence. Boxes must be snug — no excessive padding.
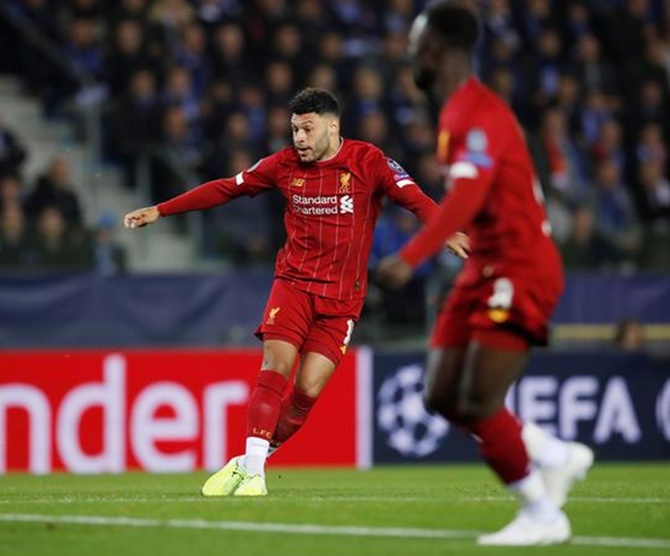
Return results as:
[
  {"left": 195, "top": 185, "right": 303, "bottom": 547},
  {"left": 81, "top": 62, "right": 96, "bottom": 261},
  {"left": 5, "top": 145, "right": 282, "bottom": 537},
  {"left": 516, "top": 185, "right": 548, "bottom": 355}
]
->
[{"left": 0, "top": 0, "right": 669, "bottom": 471}]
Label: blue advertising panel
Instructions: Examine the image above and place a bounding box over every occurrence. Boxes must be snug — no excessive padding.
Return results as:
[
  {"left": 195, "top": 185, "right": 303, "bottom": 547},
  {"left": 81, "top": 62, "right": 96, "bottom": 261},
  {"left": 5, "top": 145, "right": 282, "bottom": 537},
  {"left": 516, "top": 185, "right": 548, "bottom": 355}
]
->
[{"left": 372, "top": 351, "right": 670, "bottom": 463}]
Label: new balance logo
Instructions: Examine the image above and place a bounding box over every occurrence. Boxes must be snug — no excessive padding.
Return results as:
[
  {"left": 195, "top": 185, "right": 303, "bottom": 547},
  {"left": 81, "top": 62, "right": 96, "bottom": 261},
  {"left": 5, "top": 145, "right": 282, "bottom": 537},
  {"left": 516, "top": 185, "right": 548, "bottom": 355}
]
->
[{"left": 339, "top": 195, "right": 354, "bottom": 214}]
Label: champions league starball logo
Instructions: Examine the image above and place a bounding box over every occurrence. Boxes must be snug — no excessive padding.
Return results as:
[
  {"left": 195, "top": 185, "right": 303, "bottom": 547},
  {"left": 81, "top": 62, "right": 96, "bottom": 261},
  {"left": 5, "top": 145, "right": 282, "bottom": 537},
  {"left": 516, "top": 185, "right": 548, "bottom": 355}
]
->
[{"left": 376, "top": 365, "right": 449, "bottom": 458}]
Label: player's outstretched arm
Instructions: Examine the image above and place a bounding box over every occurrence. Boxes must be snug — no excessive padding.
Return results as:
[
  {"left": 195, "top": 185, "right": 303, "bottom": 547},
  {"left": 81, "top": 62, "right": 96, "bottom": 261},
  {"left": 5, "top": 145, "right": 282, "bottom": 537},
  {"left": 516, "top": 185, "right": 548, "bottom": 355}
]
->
[{"left": 123, "top": 206, "right": 160, "bottom": 229}]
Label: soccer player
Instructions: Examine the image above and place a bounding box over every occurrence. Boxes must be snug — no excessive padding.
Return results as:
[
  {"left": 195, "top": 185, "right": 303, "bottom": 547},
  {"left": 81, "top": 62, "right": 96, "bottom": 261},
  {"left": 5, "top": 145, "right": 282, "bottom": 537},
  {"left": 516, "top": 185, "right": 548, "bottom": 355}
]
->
[
  {"left": 376, "top": 1, "right": 594, "bottom": 546},
  {"left": 124, "top": 88, "right": 467, "bottom": 497}
]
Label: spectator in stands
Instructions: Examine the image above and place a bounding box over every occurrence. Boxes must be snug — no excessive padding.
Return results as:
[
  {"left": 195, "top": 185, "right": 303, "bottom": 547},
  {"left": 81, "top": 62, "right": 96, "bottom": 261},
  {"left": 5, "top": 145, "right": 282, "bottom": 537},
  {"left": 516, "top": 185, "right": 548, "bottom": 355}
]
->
[
  {"left": 593, "top": 158, "right": 642, "bottom": 268},
  {"left": 66, "top": 0, "right": 104, "bottom": 23},
  {"left": 151, "top": 105, "right": 202, "bottom": 202},
  {"left": 0, "top": 202, "right": 33, "bottom": 268},
  {"left": 569, "top": 34, "right": 618, "bottom": 95},
  {"left": 559, "top": 204, "right": 605, "bottom": 271},
  {"left": 0, "top": 110, "right": 27, "bottom": 179},
  {"left": 106, "top": 18, "right": 156, "bottom": 97},
  {"left": 63, "top": 18, "right": 105, "bottom": 84},
  {"left": 109, "top": 0, "right": 150, "bottom": 28},
  {"left": 603, "top": 0, "right": 649, "bottom": 64},
  {"left": 0, "top": 175, "right": 25, "bottom": 213},
  {"left": 635, "top": 123, "right": 667, "bottom": 167},
  {"left": 520, "top": 0, "right": 557, "bottom": 46},
  {"left": 270, "top": 22, "right": 308, "bottom": 70},
  {"left": 162, "top": 65, "right": 201, "bottom": 126},
  {"left": 264, "top": 61, "right": 295, "bottom": 107},
  {"left": 613, "top": 318, "right": 645, "bottom": 351},
  {"left": 111, "top": 68, "right": 163, "bottom": 188},
  {"left": 581, "top": 88, "right": 615, "bottom": 147},
  {"left": 482, "top": 0, "right": 521, "bottom": 54},
  {"left": 263, "top": 104, "right": 290, "bottom": 154},
  {"left": 174, "top": 23, "right": 210, "bottom": 98},
  {"left": 24, "top": 157, "right": 83, "bottom": 227},
  {"left": 356, "top": 110, "right": 403, "bottom": 162},
  {"left": 630, "top": 79, "right": 670, "bottom": 137},
  {"left": 637, "top": 160, "right": 670, "bottom": 269},
  {"left": 32, "top": 205, "right": 93, "bottom": 270},
  {"left": 92, "top": 211, "right": 127, "bottom": 274},
  {"left": 531, "top": 28, "right": 564, "bottom": 110},
  {"left": 306, "top": 63, "right": 338, "bottom": 93},
  {"left": 210, "top": 22, "right": 252, "bottom": 86},
  {"left": 195, "top": 0, "right": 242, "bottom": 34},
  {"left": 591, "top": 119, "right": 627, "bottom": 176},
  {"left": 387, "top": 64, "right": 425, "bottom": 132},
  {"left": 535, "top": 107, "right": 590, "bottom": 210},
  {"left": 554, "top": 74, "right": 582, "bottom": 135},
  {"left": 564, "top": 1, "right": 593, "bottom": 44},
  {"left": 148, "top": 0, "right": 195, "bottom": 53}
]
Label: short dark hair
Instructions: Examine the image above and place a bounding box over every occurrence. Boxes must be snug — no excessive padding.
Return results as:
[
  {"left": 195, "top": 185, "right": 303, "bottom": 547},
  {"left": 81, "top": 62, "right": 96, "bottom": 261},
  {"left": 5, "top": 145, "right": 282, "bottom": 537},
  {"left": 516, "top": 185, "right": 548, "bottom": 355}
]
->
[
  {"left": 424, "top": 1, "right": 478, "bottom": 50},
  {"left": 288, "top": 88, "right": 341, "bottom": 117}
]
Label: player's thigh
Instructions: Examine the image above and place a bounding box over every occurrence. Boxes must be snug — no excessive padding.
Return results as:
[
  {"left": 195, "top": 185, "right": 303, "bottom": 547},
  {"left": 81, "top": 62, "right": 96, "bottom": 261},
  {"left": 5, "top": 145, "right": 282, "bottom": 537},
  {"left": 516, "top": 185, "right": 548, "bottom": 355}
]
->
[
  {"left": 425, "top": 288, "right": 473, "bottom": 415},
  {"left": 261, "top": 339, "right": 299, "bottom": 378},
  {"left": 459, "top": 336, "right": 528, "bottom": 419},
  {"left": 470, "top": 275, "right": 560, "bottom": 348},
  {"left": 294, "top": 351, "right": 337, "bottom": 398},
  {"left": 256, "top": 279, "right": 314, "bottom": 355},
  {"left": 423, "top": 347, "right": 467, "bottom": 418},
  {"left": 303, "top": 312, "right": 356, "bottom": 370}
]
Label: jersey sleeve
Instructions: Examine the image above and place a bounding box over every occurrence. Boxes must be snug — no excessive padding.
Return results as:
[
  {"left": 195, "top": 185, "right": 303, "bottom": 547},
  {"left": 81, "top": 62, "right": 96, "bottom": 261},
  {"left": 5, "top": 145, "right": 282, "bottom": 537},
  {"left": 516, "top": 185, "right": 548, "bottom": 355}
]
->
[
  {"left": 157, "top": 155, "right": 277, "bottom": 216},
  {"left": 400, "top": 113, "right": 505, "bottom": 267},
  {"left": 373, "top": 154, "right": 437, "bottom": 224}
]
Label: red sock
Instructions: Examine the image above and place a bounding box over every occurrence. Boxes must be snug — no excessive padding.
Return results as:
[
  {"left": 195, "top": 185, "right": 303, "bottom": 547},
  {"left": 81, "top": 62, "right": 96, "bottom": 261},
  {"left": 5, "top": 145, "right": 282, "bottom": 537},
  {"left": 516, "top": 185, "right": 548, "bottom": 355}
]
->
[
  {"left": 463, "top": 408, "right": 530, "bottom": 484},
  {"left": 272, "top": 386, "right": 317, "bottom": 447},
  {"left": 246, "top": 370, "right": 288, "bottom": 441}
]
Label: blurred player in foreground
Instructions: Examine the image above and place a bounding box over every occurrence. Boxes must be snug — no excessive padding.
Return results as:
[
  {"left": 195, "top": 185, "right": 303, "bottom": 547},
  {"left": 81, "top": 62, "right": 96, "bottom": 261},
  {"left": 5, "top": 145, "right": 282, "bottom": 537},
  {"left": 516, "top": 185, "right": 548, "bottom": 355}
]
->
[
  {"left": 376, "top": 1, "right": 594, "bottom": 546},
  {"left": 124, "top": 88, "right": 468, "bottom": 497}
]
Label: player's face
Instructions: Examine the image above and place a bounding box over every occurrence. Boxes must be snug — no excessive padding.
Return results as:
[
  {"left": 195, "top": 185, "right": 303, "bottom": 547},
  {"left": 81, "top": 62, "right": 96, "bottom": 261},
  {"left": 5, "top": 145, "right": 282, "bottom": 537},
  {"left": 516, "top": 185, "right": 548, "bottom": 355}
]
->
[
  {"left": 291, "top": 112, "right": 339, "bottom": 163},
  {"left": 408, "top": 16, "right": 441, "bottom": 92}
]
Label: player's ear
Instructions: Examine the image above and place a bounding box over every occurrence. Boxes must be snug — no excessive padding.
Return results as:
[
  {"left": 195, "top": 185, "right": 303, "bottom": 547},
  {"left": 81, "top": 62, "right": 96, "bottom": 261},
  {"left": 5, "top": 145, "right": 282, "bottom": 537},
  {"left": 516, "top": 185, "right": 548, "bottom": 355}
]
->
[{"left": 329, "top": 116, "right": 340, "bottom": 135}]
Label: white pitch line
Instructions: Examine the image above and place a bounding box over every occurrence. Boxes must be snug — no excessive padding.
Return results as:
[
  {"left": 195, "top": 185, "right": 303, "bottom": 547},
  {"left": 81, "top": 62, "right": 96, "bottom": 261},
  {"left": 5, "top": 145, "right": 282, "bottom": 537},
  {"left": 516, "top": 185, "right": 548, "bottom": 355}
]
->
[
  {"left": 0, "top": 495, "right": 668, "bottom": 504},
  {"left": 0, "top": 513, "right": 670, "bottom": 550}
]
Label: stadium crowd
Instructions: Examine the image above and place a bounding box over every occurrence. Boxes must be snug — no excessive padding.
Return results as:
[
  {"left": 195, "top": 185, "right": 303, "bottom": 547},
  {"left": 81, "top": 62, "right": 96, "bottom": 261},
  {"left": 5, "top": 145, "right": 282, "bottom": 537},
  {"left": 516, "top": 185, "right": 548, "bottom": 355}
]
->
[{"left": 1, "top": 0, "right": 669, "bottom": 279}]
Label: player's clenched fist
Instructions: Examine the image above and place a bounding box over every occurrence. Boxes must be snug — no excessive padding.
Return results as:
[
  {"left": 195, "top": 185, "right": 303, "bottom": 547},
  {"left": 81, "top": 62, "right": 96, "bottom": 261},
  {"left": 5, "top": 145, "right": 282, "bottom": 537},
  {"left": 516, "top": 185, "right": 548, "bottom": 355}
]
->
[{"left": 123, "top": 206, "right": 160, "bottom": 229}]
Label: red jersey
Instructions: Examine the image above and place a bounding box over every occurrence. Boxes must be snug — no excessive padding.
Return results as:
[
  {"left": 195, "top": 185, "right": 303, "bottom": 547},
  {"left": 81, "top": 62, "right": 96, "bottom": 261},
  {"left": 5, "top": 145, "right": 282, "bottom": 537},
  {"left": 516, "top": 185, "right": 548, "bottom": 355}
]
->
[
  {"left": 401, "top": 77, "right": 563, "bottom": 292},
  {"left": 158, "top": 139, "right": 436, "bottom": 300}
]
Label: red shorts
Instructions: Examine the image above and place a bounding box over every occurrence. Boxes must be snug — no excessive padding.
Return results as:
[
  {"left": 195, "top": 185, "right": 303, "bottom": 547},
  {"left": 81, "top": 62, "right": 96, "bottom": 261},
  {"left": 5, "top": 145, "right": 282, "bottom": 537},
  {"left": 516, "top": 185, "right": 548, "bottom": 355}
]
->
[
  {"left": 255, "top": 279, "right": 364, "bottom": 366},
  {"left": 430, "top": 276, "right": 561, "bottom": 351}
]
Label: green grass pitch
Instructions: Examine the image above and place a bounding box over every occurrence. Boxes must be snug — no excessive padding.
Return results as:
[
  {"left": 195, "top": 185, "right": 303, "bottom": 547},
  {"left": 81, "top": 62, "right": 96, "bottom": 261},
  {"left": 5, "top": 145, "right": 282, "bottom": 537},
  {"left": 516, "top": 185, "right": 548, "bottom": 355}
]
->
[{"left": 1, "top": 463, "right": 669, "bottom": 555}]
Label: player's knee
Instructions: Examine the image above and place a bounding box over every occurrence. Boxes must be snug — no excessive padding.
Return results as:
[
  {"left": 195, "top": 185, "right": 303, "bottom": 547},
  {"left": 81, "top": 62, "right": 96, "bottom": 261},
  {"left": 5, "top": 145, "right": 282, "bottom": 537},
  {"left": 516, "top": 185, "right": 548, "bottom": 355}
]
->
[
  {"left": 260, "top": 356, "right": 292, "bottom": 377},
  {"left": 456, "top": 396, "right": 502, "bottom": 422},
  {"left": 295, "top": 377, "right": 326, "bottom": 398}
]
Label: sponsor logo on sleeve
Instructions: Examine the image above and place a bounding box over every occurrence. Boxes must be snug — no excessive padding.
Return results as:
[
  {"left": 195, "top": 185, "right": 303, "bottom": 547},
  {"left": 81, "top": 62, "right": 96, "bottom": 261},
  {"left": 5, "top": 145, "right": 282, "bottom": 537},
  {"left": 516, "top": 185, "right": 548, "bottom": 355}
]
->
[
  {"left": 387, "top": 159, "right": 415, "bottom": 188},
  {"left": 462, "top": 128, "right": 493, "bottom": 168}
]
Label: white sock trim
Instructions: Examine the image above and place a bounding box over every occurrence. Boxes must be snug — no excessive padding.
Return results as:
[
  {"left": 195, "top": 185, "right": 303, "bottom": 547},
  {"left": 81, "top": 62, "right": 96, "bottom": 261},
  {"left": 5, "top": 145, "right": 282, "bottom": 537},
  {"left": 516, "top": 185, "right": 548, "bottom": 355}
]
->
[
  {"left": 522, "top": 422, "right": 570, "bottom": 469},
  {"left": 245, "top": 437, "right": 270, "bottom": 477},
  {"left": 508, "top": 470, "right": 559, "bottom": 520}
]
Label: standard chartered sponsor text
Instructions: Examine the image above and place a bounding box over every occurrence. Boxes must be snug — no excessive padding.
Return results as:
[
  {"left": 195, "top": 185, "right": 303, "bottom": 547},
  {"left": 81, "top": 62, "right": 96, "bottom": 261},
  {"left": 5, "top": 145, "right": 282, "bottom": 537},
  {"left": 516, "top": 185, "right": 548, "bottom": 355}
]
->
[{"left": 292, "top": 194, "right": 340, "bottom": 215}]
